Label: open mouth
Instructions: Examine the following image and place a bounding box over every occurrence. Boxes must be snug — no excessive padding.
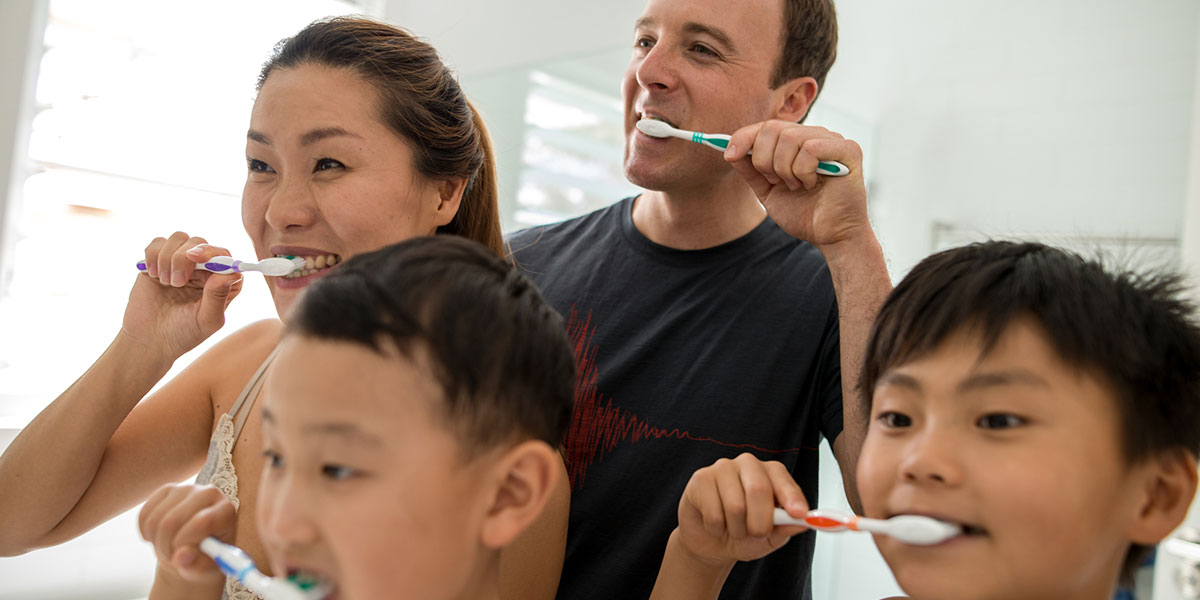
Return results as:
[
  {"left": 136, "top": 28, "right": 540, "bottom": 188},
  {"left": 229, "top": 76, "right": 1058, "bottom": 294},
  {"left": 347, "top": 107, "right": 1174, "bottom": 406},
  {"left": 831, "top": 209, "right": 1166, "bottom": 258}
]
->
[
  {"left": 280, "top": 253, "right": 340, "bottom": 279},
  {"left": 637, "top": 112, "right": 678, "bottom": 129},
  {"left": 287, "top": 568, "right": 337, "bottom": 599}
]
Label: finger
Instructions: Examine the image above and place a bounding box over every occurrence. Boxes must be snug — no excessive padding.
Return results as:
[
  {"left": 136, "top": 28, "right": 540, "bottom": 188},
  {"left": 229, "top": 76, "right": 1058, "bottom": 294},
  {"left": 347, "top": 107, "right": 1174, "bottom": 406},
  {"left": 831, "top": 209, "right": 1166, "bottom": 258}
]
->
[
  {"left": 154, "top": 487, "right": 222, "bottom": 570},
  {"left": 172, "top": 493, "right": 236, "bottom": 577},
  {"left": 184, "top": 244, "right": 232, "bottom": 264},
  {"left": 196, "top": 274, "right": 242, "bottom": 332},
  {"left": 714, "top": 458, "right": 750, "bottom": 539},
  {"left": 224, "top": 277, "right": 244, "bottom": 309},
  {"left": 727, "top": 156, "right": 776, "bottom": 199},
  {"left": 791, "top": 149, "right": 821, "bottom": 191},
  {"left": 724, "top": 122, "right": 762, "bottom": 163},
  {"left": 156, "top": 232, "right": 191, "bottom": 287},
  {"left": 138, "top": 484, "right": 176, "bottom": 542},
  {"left": 773, "top": 129, "right": 805, "bottom": 191},
  {"left": 169, "top": 236, "right": 210, "bottom": 287},
  {"left": 765, "top": 461, "right": 809, "bottom": 535},
  {"left": 750, "top": 125, "right": 784, "bottom": 187},
  {"left": 143, "top": 237, "right": 168, "bottom": 280},
  {"left": 145, "top": 485, "right": 191, "bottom": 565},
  {"left": 735, "top": 454, "right": 776, "bottom": 538}
]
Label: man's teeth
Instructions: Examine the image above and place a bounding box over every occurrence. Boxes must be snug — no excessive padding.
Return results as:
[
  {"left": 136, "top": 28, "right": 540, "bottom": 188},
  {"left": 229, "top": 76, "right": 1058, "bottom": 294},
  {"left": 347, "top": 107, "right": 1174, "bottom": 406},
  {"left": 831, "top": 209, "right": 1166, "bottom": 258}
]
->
[{"left": 280, "top": 254, "right": 340, "bottom": 279}]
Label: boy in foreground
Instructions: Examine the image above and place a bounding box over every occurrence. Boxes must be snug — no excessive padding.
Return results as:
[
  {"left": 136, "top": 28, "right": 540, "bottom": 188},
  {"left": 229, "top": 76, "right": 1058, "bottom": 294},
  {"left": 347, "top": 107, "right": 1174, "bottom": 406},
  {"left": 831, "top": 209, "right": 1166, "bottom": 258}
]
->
[
  {"left": 653, "top": 240, "right": 1200, "bottom": 600},
  {"left": 138, "top": 236, "right": 575, "bottom": 600}
]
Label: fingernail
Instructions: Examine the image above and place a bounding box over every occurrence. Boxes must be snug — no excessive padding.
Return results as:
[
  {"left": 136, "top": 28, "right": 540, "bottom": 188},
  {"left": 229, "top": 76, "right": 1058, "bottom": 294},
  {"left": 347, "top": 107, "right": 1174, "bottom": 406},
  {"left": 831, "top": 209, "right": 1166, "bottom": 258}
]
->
[
  {"left": 171, "top": 270, "right": 185, "bottom": 286},
  {"left": 185, "top": 246, "right": 205, "bottom": 255},
  {"left": 726, "top": 143, "right": 738, "bottom": 157}
]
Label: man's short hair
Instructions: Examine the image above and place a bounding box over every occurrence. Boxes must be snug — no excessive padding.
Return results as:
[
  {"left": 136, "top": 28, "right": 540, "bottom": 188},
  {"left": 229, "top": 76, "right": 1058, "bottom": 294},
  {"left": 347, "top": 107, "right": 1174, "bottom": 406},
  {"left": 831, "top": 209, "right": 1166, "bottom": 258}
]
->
[{"left": 772, "top": 0, "right": 839, "bottom": 120}]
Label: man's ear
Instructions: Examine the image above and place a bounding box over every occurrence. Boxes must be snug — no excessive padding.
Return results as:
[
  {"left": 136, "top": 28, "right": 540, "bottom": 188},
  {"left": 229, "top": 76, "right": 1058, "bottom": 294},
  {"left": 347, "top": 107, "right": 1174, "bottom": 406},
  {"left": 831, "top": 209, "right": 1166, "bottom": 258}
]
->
[
  {"left": 479, "top": 440, "right": 561, "bottom": 549},
  {"left": 432, "top": 177, "right": 467, "bottom": 228},
  {"left": 1127, "top": 448, "right": 1199, "bottom": 545},
  {"left": 772, "top": 76, "right": 819, "bottom": 123}
]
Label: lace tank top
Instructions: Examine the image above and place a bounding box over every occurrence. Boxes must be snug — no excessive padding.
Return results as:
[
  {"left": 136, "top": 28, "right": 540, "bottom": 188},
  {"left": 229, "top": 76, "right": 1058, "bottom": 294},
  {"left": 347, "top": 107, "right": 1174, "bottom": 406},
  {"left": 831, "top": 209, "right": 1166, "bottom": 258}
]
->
[{"left": 194, "top": 347, "right": 278, "bottom": 600}]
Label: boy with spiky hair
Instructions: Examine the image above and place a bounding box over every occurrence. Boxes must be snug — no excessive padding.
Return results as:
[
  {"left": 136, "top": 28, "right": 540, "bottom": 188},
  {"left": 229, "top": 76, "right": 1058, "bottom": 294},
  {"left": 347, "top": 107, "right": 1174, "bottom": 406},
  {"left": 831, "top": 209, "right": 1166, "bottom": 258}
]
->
[{"left": 652, "top": 241, "right": 1200, "bottom": 600}]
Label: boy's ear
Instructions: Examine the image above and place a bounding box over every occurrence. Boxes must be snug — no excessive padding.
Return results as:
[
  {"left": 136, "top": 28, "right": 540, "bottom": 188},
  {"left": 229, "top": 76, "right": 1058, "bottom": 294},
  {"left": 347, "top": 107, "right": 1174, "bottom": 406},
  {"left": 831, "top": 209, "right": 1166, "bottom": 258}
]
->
[
  {"left": 479, "top": 440, "right": 561, "bottom": 549},
  {"left": 1127, "top": 448, "right": 1199, "bottom": 545},
  {"left": 771, "top": 76, "right": 819, "bottom": 123},
  {"left": 432, "top": 177, "right": 467, "bottom": 228}
]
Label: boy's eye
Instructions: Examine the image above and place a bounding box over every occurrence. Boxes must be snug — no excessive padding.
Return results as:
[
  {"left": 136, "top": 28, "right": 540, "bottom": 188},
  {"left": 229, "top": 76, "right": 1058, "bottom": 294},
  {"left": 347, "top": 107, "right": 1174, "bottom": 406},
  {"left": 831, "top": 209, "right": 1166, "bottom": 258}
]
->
[
  {"left": 248, "top": 158, "right": 274, "bottom": 173},
  {"left": 314, "top": 158, "right": 344, "bottom": 172},
  {"left": 321, "top": 464, "right": 357, "bottom": 480},
  {"left": 878, "top": 411, "right": 913, "bottom": 428},
  {"left": 977, "top": 413, "right": 1026, "bottom": 430},
  {"left": 263, "top": 449, "right": 284, "bottom": 469}
]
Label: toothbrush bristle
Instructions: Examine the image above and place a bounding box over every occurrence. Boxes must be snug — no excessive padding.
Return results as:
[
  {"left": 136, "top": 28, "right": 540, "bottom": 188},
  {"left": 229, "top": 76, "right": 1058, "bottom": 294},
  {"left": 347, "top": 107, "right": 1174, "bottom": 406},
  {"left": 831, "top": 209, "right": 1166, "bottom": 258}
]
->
[{"left": 636, "top": 118, "right": 674, "bottom": 138}]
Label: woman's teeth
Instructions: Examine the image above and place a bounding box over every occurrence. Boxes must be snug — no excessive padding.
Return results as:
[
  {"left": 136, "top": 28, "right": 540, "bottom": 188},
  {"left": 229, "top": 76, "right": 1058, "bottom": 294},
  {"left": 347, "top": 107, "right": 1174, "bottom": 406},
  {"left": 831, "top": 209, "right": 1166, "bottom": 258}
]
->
[{"left": 281, "top": 254, "right": 340, "bottom": 279}]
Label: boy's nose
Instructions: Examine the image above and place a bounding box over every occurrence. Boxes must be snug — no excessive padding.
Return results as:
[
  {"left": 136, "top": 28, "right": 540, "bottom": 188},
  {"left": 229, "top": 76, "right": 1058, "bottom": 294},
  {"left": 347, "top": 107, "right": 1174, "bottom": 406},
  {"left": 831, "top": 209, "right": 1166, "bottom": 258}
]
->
[
  {"left": 259, "top": 477, "right": 320, "bottom": 550},
  {"left": 898, "top": 429, "right": 962, "bottom": 486}
]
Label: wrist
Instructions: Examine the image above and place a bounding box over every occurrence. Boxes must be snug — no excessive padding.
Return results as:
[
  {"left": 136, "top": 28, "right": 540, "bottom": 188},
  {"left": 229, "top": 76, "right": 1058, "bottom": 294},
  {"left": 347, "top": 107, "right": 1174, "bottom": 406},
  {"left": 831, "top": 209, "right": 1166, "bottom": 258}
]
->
[{"left": 111, "top": 328, "right": 177, "bottom": 376}]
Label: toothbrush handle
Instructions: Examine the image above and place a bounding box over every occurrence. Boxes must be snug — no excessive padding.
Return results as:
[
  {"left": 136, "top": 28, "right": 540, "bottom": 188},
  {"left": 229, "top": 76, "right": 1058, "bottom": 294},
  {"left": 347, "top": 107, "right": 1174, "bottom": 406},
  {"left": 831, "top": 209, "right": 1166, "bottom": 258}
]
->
[
  {"left": 136, "top": 256, "right": 244, "bottom": 274},
  {"left": 772, "top": 507, "right": 854, "bottom": 532},
  {"left": 702, "top": 133, "right": 850, "bottom": 176}
]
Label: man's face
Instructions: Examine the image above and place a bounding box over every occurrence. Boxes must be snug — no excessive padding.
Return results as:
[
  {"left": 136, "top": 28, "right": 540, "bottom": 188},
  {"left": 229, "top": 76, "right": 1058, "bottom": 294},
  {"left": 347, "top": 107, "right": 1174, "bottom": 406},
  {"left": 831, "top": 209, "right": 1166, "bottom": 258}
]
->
[
  {"left": 622, "top": 0, "right": 787, "bottom": 192},
  {"left": 857, "top": 319, "right": 1150, "bottom": 600}
]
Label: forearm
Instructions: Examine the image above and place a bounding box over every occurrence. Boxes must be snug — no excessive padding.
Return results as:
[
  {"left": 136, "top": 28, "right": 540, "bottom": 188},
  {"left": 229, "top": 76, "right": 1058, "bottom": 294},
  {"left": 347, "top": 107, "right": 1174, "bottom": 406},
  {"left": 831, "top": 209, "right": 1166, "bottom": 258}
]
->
[
  {"left": 649, "top": 530, "right": 736, "bottom": 600},
  {"left": 0, "top": 331, "right": 175, "bottom": 554},
  {"left": 819, "top": 229, "right": 891, "bottom": 513},
  {"left": 148, "top": 564, "right": 225, "bottom": 600}
]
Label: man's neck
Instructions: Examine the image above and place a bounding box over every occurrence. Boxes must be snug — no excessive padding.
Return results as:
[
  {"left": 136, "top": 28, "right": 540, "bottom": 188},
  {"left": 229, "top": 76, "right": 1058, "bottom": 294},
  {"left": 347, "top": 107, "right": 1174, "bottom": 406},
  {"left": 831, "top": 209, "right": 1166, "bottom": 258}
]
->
[{"left": 631, "top": 176, "right": 767, "bottom": 250}]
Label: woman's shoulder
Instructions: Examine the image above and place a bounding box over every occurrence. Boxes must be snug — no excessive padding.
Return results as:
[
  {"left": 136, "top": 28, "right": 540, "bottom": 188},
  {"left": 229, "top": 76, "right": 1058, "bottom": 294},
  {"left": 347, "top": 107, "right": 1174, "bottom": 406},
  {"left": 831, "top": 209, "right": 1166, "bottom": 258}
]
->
[{"left": 185, "top": 319, "right": 283, "bottom": 408}]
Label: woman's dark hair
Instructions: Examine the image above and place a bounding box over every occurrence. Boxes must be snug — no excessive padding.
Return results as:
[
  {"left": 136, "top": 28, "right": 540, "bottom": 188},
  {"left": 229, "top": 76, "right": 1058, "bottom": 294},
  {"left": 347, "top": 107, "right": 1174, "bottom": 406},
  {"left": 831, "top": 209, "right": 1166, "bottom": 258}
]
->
[
  {"left": 860, "top": 240, "right": 1200, "bottom": 582},
  {"left": 259, "top": 16, "right": 503, "bottom": 256},
  {"left": 288, "top": 236, "right": 574, "bottom": 457}
]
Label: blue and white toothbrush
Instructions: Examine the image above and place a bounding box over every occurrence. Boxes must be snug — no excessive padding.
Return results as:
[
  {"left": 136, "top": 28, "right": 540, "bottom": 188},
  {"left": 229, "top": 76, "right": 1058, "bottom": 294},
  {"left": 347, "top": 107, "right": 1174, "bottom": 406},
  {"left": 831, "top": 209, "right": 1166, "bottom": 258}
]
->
[
  {"left": 200, "top": 537, "right": 331, "bottom": 600},
  {"left": 136, "top": 255, "right": 306, "bottom": 277},
  {"left": 635, "top": 118, "right": 851, "bottom": 177}
]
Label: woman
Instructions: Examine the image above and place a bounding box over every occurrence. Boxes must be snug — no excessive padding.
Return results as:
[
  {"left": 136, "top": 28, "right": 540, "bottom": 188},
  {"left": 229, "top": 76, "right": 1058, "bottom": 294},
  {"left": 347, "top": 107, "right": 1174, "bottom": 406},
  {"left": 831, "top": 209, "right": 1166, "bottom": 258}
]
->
[{"left": 0, "top": 16, "right": 567, "bottom": 600}]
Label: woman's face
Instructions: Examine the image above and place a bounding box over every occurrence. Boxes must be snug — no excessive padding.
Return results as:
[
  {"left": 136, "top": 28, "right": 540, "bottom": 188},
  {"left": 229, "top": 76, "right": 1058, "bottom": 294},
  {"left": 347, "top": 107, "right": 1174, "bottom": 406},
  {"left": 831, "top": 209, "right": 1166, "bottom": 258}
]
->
[{"left": 242, "top": 63, "right": 458, "bottom": 317}]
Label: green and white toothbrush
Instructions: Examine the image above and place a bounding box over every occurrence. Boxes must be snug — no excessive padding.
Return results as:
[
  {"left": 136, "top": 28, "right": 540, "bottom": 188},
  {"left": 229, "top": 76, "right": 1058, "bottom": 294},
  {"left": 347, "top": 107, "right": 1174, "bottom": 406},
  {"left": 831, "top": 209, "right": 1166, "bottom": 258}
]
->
[{"left": 635, "top": 118, "right": 850, "bottom": 177}]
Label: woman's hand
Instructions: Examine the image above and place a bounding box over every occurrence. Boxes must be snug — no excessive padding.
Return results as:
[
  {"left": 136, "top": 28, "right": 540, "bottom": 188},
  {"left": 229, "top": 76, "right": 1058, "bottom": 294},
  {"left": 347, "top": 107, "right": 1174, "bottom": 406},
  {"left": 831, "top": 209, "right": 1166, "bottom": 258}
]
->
[
  {"left": 138, "top": 483, "right": 236, "bottom": 586},
  {"left": 123, "top": 232, "right": 244, "bottom": 358}
]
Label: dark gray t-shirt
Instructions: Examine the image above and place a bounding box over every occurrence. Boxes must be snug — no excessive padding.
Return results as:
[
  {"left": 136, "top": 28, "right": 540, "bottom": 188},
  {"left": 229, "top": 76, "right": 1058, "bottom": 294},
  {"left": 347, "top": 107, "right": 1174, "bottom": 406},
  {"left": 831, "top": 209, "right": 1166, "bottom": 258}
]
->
[{"left": 508, "top": 196, "right": 843, "bottom": 600}]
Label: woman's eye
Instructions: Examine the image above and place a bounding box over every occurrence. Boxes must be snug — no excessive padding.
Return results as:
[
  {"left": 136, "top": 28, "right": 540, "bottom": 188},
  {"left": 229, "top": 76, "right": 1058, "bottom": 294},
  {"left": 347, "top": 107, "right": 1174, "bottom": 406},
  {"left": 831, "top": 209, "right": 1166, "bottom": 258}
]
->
[
  {"left": 263, "top": 449, "right": 284, "bottom": 469},
  {"left": 878, "top": 411, "right": 913, "bottom": 428},
  {"left": 321, "top": 464, "right": 356, "bottom": 480},
  {"left": 248, "top": 158, "right": 274, "bottom": 173},
  {"left": 314, "top": 158, "right": 344, "bottom": 172},
  {"left": 977, "top": 413, "right": 1026, "bottom": 430}
]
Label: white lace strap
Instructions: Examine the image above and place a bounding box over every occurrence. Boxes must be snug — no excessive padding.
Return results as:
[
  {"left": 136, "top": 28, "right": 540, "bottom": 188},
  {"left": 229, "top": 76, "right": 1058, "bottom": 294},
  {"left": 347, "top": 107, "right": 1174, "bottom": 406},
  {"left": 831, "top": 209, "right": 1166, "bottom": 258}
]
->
[{"left": 229, "top": 345, "right": 281, "bottom": 439}]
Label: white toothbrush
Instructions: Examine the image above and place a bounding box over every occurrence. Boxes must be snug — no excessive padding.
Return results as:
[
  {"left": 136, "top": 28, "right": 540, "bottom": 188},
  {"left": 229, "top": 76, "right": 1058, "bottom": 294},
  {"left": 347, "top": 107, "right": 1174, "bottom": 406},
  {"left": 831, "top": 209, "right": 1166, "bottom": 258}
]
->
[
  {"left": 200, "top": 537, "right": 330, "bottom": 600},
  {"left": 636, "top": 119, "right": 850, "bottom": 177},
  {"left": 773, "top": 508, "right": 960, "bottom": 545},
  {"left": 136, "top": 255, "right": 306, "bottom": 277}
]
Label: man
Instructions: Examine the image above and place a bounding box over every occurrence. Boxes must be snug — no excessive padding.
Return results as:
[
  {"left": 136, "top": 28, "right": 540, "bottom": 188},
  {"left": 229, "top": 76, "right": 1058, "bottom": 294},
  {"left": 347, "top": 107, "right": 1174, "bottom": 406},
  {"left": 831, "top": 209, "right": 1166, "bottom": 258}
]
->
[{"left": 507, "top": 0, "right": 891, "bottom": 597}]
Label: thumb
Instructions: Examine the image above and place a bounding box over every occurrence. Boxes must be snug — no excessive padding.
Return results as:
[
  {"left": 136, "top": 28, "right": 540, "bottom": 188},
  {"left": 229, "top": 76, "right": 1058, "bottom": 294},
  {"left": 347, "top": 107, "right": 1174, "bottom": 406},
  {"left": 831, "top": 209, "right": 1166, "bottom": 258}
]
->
[{"left": 197, "top": 275, "right": 241, "bottom": 331}]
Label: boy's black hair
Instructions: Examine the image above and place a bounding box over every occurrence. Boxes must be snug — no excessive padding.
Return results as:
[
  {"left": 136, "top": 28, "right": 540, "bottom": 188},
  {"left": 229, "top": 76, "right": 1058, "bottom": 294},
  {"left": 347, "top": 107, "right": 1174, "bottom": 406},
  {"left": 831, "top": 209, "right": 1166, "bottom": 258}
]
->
[
  {"left": 860, "top": 240, "right": 1200, "bottom": 583},
  {"left": 288, "top": 236, "right": 574, "bottom": 457}
]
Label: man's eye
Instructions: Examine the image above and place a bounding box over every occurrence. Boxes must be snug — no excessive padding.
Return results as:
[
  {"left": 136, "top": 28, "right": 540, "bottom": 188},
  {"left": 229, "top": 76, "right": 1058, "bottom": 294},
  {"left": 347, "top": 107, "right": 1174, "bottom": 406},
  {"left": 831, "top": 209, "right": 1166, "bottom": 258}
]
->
[
  {"left": 635, "top": 36, "right": 654, "bottom": 49},
  {"left": 314, "top": 158, "right": 344, "bottom": 172},
  {"left": 878, "top": 412, "right": 912, "bottom": 428},
  {"left": 321, "top": 464, "right": 356, "bottom": 480},
  {"left": 977, "top": 414, "right": 1026, "bottom": 430},
  {"left": 691, "top": 44, "right": 717, "bottom": 56},
  {"left": 248, "top": 158, "right": 274, "bottom": 173}
]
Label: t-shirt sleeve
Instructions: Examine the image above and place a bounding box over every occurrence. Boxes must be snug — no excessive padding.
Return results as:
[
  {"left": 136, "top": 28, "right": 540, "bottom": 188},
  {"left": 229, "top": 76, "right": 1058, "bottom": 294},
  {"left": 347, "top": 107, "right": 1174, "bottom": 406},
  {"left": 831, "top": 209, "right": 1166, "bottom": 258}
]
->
[{"left": 817, "top": 298, "right": 844, "bottom": 444}]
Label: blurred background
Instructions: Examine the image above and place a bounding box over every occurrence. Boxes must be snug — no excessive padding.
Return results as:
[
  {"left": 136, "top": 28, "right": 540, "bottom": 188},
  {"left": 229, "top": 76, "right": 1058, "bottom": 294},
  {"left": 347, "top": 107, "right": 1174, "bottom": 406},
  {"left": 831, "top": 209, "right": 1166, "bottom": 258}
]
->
[{"left": 0, "top": 0, "right": 1198, "bottom": 597}]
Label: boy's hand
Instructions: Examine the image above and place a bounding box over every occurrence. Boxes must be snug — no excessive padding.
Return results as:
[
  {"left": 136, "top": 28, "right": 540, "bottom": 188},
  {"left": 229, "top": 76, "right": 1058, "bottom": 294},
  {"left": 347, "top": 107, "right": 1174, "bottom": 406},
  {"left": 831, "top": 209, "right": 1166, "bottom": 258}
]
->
[
  {"left": 675, "top": 453, "right": 809, "bottom": 569},
  {"left": 138, "top": 483, "right": 236, "bottom": 584}
]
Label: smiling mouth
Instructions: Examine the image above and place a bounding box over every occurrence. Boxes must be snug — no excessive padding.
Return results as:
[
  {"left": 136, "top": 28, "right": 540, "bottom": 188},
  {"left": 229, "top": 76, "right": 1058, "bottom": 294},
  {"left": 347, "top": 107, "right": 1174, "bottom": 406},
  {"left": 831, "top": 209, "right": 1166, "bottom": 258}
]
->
[{"left": 279, "top": 253, "right": 340, "bottom": 279}]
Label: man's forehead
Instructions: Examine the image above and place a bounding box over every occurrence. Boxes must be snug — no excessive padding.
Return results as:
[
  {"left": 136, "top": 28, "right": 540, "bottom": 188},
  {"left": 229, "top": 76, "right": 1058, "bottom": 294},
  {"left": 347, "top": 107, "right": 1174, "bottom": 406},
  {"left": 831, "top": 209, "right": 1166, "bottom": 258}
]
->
[{"left": 638, "top": 0, "right": 784, "bottom": 40}]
